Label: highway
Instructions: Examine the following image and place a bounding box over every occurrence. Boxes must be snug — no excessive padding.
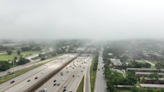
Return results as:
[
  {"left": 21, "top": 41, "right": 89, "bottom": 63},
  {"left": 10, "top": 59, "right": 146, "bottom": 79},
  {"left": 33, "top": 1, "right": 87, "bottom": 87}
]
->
[
  {"left": 0, "top": 54, "right": 62, "bottom": 77},
  {"left": 94, "top": 48, "right": 108, "bottom": 92},
  {"left": 35, "top": 54, "right": 92, "bottom": 92},
  {"left": 0, "top": 53, "right": 77, "bottom": 92}
]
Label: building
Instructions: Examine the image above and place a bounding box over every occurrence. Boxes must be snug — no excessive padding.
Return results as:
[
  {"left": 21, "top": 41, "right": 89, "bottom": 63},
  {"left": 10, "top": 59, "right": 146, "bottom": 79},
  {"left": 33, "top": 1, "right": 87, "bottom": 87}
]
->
[
  {"left": 110, "top": 59, "right": 122, "bottom": 68},
  {"left": 143, "top": 54, "right": 152, "bottom": 61},
  {"left": 2, "top": 44, "right": 21, "bottom": 47},
  {"left": 127, "top": 68, "right": 164, "bottom": 72},
  {"left": 135, "top": 72, "right": 164, "bottom": 77},
  {"left": 140, "top": 77, "right": 164, "bottom": 84},
  {"left": 140, "top": 84, "right": 164, "bottom": 89}
]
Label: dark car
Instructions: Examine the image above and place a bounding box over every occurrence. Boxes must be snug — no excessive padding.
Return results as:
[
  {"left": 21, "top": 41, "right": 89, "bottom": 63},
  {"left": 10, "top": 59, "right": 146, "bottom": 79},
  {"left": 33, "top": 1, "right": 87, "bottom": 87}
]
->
[
  {"left": 63, "top": 89, "right": 66, "bottom": 92},
  {"left": 57, "top": 83, "right": 60, "bottom": 86},
  {"left": 72, "top": 75, "right": 74, "bottom": 77},
  {"left": 27, "top": 80, "right": 30, "bottom": 82},
  {"left": 81, "top": 71, "right": 83, "bottom": 72},
  {"left": 54, "top": 84, "right": 56, "bottom": 86},
  {"left": 64, "top": 86, "right": 67, "bottom": 88},
  {"left": 54, "top": 80, "right": 56, "bottom": 82},
  {"left": 66, "top": 71, "right": 69, "bottom": 73},
  {"left": 10, "top": 80, "right": 15, "bottom": 84}
]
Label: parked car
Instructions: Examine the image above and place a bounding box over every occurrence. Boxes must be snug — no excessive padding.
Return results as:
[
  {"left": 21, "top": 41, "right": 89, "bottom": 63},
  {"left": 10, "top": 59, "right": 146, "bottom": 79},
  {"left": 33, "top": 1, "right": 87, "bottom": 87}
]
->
[{"left": 27, "top": 80, "right": 30, "bottom": 82}]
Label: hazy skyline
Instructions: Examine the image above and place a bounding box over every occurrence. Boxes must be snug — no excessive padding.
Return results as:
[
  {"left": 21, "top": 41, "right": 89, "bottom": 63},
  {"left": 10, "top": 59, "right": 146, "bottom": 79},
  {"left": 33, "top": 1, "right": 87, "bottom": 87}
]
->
[{"left": 0, "top": 0, "right": 164, "bottom": 40}]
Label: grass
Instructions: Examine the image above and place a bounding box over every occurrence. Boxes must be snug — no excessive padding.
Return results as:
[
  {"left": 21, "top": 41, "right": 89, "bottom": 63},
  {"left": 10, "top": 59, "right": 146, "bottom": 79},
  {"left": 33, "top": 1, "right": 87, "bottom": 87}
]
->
[
  {"left": 0, "top": 53, "right": 65, "bottom": 84},
  {"left": 150, "top": 65, "right": 156, "bottom": 69},
  {"left": 90, "top": 57, "right": 97, "bottom": 92},
  {"left": 150, "top": 61, "right": 157, "bottom": 64},
  {"left": 77, "top": 77, "right": 84, "bottom": 92},
  {"left": 136, "top": 81, "right": 140, "bottom": 86},
  {"left": 117, "top": 88, "right": 131, "bottom": 92},
  {"left": 0, "top": 51, "right": 39, "bottom": 61}
]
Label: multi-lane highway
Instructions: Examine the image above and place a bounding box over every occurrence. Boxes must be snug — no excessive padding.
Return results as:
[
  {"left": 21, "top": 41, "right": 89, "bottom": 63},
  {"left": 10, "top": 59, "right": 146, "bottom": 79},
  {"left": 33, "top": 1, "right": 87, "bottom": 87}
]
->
[
  {"left": 36, "top": 54, "right": 92, "bottom": 92},
  {"left": 0, "top": 53, "right": 77, "bottom": 92}
]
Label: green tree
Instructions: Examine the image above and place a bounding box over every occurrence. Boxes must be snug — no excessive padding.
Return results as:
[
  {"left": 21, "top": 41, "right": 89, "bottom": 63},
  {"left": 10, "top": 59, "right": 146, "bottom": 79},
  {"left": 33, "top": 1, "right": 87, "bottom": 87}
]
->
[
  {"left": 107, "top": 80, "right": 114, "bottom": 91},
  {"left": 131, "top": 85, "right": 139, "bottom": 92},
  {"left": 141, "top": 76, "right": 146, "bottom": 83},
  {"left": 148, "top": 72, "right": 161, "bottom": 80},
  {"left": 113, "top": 88, "right": 117, "bottom": 92},
  {"left": 139, "top": 88, "right": 147, "bottom": 92},
  {"left": 110, "top": 71, "right": 124, "bottom": 88},
  {"left": 147, "top": 87, "right": 155, "bottom": 92},
  {"left": 0, "top": 61, "right": 10, "bottom": 71},
  {"left": 6, "top": 49, "right": 12, "bottom": 55},
  {"left": 155, "top": 62, "right": 164, "bottom": 72},
  {"left": 17, "top": 50, "right": 21, "bottom": 55}
]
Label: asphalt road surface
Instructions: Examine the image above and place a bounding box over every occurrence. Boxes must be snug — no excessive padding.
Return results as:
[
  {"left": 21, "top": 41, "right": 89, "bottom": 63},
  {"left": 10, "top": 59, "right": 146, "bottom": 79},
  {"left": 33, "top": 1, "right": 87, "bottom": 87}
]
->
[
  {"left": 0, "top": 54, "right": 77, "bottom": 92},
  {"left": 95, "top": 48, "right": 108, "bottom": 92},
  {"left": 36, "top": 54, "right": 92, "bottom": 92}
]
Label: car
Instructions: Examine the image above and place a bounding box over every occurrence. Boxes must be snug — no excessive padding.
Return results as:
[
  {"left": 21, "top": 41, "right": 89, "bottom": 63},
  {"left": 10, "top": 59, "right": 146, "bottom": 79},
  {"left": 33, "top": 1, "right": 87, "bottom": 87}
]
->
[
  {"left": 61, "top": 74, "right": 63, "bottom": 76},
  {"left": 54, "top": 84, "right": 56, "bottom": 86},
  {"left": 27, "top": 80, "right": 30, "bottom": 82},
  {"left": 73, "top": 68, "right": 74, "bottom": 69},
  {"left": 83, "top": 67, "right": 85, "bottom": 68},
  {"left": 10, "top": 80, "right": 15, "bottom": 84},
  {"left": 63, "top": 89, "right": 66, "bottom": 92},
  {"left": 54, "top": 80, "right": 56, "bottom": 82},
  {"left": 64, "top": 86, "right": 67, "bottom": 88},
  {"left": 57, "top": 83, "right": 60, "bottom": 86},
  {"left": 66, "top": 71, "right": 69, "bottom": 73},
  {"left": 66, "top": 67, "right": 67, "bottom": 69},
  {"left": 102, "top": 68, "right": 103, "bottom": 69},
  {"left": 44, "top": 88, "right": 47, "bottom": 91},
  {"left": 69, "top": 89, "right": 72, "bottom": 92},
  {"left": 35, "top": 77, "right": 38, "bottom": 79},
  {"left": 81, "top": 71, "right": 83, "bottom": 72},
  {"left": 72, "top": 75, "right": 74, "bottom": 77},
  {"left": 78, "top": 74, "right": 80, "bottom": 77}
]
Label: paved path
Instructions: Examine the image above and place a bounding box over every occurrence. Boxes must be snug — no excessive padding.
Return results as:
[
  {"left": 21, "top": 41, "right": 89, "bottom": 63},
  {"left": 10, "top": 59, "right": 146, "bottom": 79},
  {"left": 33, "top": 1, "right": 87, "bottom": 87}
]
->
[
  {"left": 95, "top": 48, "right": 108, "bottom": 92},
  {"left": 143, "top": 60, "right": 155, "bottom": 66}
]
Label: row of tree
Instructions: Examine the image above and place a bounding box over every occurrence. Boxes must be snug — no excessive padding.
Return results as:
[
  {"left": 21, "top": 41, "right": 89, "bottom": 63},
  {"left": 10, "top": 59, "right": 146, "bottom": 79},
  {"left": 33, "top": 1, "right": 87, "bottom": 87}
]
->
[{"left": 0, "top": 57, "right": 30, "bottom": 71}]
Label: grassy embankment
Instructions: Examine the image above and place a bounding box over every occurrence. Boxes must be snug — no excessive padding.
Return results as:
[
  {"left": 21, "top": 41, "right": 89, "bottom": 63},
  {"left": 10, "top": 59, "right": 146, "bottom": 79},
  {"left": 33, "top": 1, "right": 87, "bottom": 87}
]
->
[
  {"left": 76, "top": 77, "right": 84, "bottom": 92},
  {"left": 90, "top": 57, "right": 97, "bottom": 92}
]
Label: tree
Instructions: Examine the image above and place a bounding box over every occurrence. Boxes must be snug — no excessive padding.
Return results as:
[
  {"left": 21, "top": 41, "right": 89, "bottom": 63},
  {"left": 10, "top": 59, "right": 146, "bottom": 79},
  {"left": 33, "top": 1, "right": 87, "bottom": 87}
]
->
[
  {"left": 17, "top": 50, "right": 21, "bottom": 55},
  {"left": 139, "top": 88, "right": 147, "bottom": 92},
  {"left": 0, "top": 61, "right": 10, "bottom": 71},
  {"left": 107, "top": 80, "right": 114, "bottom": 91},
  {"left": 121, "top": 55, "right": 129, "bottom": 62},
  {"left": 148, "top": 72, "right": 161, "bottom": 80},
  {"left": 109, "top": 71, "right": 124, "bottom": 88},
  {"left": 147, "top": 88, "right": 155, "bottom": 92},
  {"left": 131, "top": 85, "right": 139, "bottom": 92},
  {"left": 155, "top": 62, "right": 164, "bottom": 72},
  {"left": 113, "top": 88, "right": 117, "bottom": 92},
  {"left": 148, "top": 72, "right": 161, "bottom": 83},
  {"left": 141, "top": 76, "right": 146, "bottom": 83},
  {"left": 6, "top": 49, "right": 12, "bottom": 55},
  {"left": 17, "top": 58, "right": 30, "bottom": 65}
]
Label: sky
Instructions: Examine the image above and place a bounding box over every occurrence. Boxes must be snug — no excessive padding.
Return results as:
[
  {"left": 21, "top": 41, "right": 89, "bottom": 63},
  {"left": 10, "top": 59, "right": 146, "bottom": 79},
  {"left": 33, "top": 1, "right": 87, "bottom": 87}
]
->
[{"left": 0, "top": 0, "right": 164, "bottom": 40}]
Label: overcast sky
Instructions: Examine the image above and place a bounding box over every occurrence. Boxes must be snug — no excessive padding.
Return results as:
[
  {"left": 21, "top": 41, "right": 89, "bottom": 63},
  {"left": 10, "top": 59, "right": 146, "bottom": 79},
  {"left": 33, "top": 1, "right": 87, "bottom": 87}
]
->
[{"left": 0, "top": 0, "right": 164, "bottom": 40}]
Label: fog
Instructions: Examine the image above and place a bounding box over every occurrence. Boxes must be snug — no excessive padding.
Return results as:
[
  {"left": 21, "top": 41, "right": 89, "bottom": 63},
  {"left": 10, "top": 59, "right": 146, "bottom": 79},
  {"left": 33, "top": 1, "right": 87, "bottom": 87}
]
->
[{"left": 0, "top": 0, "right": 164, "bottom": 40}]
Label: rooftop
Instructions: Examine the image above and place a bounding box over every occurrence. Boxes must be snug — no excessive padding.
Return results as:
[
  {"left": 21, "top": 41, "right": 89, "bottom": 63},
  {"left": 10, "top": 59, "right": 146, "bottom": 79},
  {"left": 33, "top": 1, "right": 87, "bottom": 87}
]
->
[
  {"left": 140, "top": 84, "right": 164, "bottom": 88},
  {"left": 136, "top": 72, "right": 164, "bottom": 75},
  {"left": 127, "top": 68, "right": 164, "bottom": 71},
  {"left": 110, "top": 59, "right": 122, "bottom": 66}
]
